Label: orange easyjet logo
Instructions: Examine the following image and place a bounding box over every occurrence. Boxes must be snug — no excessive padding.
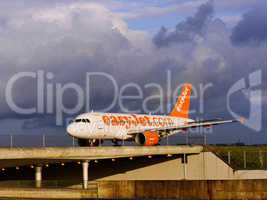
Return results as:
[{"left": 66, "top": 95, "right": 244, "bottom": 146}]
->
[
  {"left": 176, "top": 86, "right": 190, "bottom": 112},
  {"left": 102, "top": 115, "right": 174, "bottom": 129}
]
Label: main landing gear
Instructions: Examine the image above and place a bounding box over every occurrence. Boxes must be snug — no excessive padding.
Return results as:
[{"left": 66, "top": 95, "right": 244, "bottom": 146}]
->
[
  {"left": 77, "top": 139, "right": 103, "bottom": 147},
  {"left": 112, "top": 139, "right": 121, "bottom": 146}
]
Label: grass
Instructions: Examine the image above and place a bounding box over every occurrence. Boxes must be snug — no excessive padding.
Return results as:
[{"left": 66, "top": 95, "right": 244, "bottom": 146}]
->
[{"left": 205, "top": 145, "right": 267, "bottom": 170}]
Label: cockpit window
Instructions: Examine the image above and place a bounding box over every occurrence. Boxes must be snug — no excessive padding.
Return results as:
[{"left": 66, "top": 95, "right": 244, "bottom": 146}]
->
[{"left": 72, "top": 118, "right": 90, "bottom": 123}]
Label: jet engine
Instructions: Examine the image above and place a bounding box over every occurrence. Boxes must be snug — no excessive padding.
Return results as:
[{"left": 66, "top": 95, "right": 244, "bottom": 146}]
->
[{"left": 135, "top": 131, "right": 159, "bottom": 146}]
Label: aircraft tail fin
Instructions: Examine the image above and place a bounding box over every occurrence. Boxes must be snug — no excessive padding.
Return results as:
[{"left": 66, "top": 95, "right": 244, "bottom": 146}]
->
[{"left": 169, "top": 83, "right": 192, "bottom": 118}]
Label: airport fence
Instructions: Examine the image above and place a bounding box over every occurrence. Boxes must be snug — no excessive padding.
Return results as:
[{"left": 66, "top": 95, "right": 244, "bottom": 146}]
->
[
  {"left": 0, "top": 134, "right": 77, "bottom": 147},
  {"left": 207, "top": 146, "right": 267, "bottom": 170}
]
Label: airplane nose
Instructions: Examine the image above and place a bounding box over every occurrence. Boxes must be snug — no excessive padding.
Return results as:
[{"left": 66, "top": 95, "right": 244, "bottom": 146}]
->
[{"left": 67, "top": 124, "right": 76, "bottom": 137}]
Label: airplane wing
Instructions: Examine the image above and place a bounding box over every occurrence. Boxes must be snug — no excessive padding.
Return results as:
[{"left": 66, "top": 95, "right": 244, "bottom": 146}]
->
[
  {"left": 127, "top": 118, "right": 241, "bottom": 137},
  {"left": 170, "top": 119, "right": 239, "bottom": 130}
]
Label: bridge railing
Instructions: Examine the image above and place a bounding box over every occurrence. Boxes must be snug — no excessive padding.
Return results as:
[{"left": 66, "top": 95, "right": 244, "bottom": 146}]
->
[{"left": 0, "top": 134, "right": 207, "bottom": 148}]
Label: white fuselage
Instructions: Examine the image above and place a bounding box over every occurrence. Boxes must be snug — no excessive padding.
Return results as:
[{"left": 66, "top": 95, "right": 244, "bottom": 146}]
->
[{"left": 67, "top": 112, "right": 194, "bottom": 140}]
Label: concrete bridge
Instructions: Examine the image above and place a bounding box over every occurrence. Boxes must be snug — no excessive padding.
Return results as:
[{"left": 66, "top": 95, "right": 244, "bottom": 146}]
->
[{"left": 0, "top": 145, "right": 203, "bottom": 189}]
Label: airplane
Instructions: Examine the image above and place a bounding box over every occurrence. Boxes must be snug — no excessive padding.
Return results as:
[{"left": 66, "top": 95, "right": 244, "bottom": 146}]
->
[{"left": 67, "top": 83, "right": 241, "bottom": 146}]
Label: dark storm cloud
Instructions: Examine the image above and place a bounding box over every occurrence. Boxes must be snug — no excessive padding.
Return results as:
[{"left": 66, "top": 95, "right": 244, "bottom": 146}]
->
[
  {"left": 231, "top": 6, "right": 267, "bottom": 45},
  {"left": 153, "top": 0, "right": 214, "bottom": 47}
]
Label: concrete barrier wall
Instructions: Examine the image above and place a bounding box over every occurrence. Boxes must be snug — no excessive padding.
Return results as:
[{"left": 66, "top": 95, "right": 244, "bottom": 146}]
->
[
  {"left": 187, "top": 152, "right": 234, "bottom": 180},
  {"left": 98, "top": 180, "right": 267, "bottom": 199}
]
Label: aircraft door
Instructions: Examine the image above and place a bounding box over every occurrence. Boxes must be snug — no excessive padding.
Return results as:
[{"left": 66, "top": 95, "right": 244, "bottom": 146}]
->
[
  {"left": 97, "top": 121, "right": 104, "bottom": 130},
  {"left": 95, "top": 121, "right": 106, "bottom": 137}
]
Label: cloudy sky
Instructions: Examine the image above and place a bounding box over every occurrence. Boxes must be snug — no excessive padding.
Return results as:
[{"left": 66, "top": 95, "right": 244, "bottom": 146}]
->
[{"left": 0, "top": 0, "right": 266, "bottom": 145}]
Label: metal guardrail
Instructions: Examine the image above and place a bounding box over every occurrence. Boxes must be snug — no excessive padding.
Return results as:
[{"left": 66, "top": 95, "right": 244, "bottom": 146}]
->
[{"left": 0, "top": 134, "right": 207, "bottom": 147}]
